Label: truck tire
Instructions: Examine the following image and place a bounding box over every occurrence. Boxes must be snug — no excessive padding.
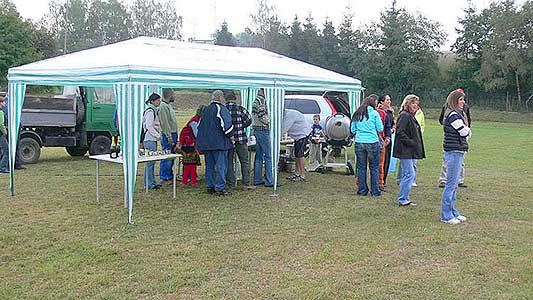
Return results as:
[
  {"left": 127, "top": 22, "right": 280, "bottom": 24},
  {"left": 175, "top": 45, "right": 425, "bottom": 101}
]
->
[
  {"left": 20, "top": 137, "right": 41, "bottom": 164},
  {"left": 75, "top": 96, "right": 85, "bottom": 126},
  {"left": 66, "top": 146, "right": 88, "bottom": 157},
  {"left": 89, "top": 135, "right": 111, "bottom": 155}
]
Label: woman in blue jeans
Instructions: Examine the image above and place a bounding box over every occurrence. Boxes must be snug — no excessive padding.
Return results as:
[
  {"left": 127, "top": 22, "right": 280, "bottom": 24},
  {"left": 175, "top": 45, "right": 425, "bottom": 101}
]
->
[
  {"left": 351, "top": 94, "right": 383, "bottom": 196},
  {"left": 440, "top": 89, "right": 471, "bottom": 225},
  {"left": 393, "top": 95, "right": 425, "bottom": 206}
]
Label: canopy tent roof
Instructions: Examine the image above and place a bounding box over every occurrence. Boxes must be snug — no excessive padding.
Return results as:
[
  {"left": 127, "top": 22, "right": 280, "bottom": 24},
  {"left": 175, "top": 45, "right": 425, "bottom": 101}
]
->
[
  {"left": 9, "top": 37, "right": 361, "bottom": 91},
  {"left": 7, "top": 37, "right": 362, "bottom": 224}
]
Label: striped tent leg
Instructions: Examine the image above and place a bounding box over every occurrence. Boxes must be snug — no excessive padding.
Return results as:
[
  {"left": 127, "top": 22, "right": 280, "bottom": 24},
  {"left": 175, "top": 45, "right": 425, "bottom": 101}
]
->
[
  {"left": 7, "top": 82, "right": 26, "bottom": 196},
  {"left": 348, "top": 91, "right": 357, "bottom": 118},
  {"left": 265, "top": 88, "right": 285, "bottom": 192},
  {"left": 114, "top": 83, "right": 149, "bottom": 224},
  {"left": 240, "top": 88, "right": 258, "bottom": 137}
]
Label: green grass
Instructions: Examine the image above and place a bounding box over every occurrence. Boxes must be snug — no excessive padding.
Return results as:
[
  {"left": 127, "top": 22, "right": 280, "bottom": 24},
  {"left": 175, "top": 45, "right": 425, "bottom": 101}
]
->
[{"left": 1, "top": 112, "right": 532, "bottom": 299}]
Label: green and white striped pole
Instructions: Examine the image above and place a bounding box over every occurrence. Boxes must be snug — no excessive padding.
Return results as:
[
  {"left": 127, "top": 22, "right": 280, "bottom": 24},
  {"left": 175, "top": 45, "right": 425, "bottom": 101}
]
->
[
  {"left": 240, "top": 87, "right": 258, "bottom": 137},
  {"left": 7, "top": 81, "right": 26, "bottom": 196},
  {"left": 265, "top": 87, "right": 285, "bottom": 193},
  {"left": 114, "top": 82, "right": 150, "bottom": 224}
]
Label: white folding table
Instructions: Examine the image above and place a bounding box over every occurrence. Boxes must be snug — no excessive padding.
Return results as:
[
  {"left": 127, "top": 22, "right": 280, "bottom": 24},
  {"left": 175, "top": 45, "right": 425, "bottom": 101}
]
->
[{"left": 89, "top": 153, "right": 181, "bottom": 207}]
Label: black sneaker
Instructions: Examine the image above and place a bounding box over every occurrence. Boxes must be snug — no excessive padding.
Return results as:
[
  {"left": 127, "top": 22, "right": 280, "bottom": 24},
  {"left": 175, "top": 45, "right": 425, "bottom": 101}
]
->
[
  {"left": 215, "top": 189, "right": 232, "bottom": 196},
  {"left": 458, "top": 183, "right": 468, "bottom": 188},
  {"left": 207, "top": 187, "right": 215, "bottom": 194},
  {"left": 15, "top": 166, "right": 26, "bottom": 170}
]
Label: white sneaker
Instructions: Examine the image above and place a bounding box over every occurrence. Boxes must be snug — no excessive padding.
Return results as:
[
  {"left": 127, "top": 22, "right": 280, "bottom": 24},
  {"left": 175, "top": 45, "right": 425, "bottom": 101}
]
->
[
  {"left": 441, "top": 218, "right": 461, "bottom": 225},
  {"left": 456, "top": 215, "right": 467, "bottom": 222},
  {"left": 412, "top": 182, "right": 418, "bottom": 187}
]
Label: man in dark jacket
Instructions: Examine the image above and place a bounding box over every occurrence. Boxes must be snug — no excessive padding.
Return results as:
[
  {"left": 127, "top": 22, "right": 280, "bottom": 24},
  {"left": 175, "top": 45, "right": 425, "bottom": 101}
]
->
[{"left": 197, "top": 90, "right": 234, "bottom": 196}]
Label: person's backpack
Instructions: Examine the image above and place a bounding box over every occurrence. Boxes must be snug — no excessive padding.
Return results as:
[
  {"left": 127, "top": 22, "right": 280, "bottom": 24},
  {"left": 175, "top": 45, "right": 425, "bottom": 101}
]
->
[{"left": 140, "top": 106, "right": 157, "bottom": 146}]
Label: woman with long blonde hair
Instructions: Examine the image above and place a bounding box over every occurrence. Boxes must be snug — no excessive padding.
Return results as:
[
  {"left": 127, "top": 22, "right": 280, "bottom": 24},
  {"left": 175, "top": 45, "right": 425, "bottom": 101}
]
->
[{"left": 392, "top": 94, "right": 425, "bottom": 206}]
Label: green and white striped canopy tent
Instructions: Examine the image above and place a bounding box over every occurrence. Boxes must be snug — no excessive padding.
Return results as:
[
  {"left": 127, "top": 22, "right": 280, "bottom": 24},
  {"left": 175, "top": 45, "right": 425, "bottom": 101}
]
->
[{"left": 7, "top": 37, "right": 362, "bottom": 223}]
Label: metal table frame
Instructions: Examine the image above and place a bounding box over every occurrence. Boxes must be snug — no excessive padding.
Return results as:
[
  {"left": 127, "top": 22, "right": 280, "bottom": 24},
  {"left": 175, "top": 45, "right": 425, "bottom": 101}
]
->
[{"left": 89, "top": 153, "right": 181, "bottom": 207}]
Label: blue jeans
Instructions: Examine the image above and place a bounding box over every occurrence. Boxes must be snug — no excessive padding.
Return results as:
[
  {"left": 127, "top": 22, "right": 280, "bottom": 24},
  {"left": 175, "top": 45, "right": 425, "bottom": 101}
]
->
[
  {"left": 0, "top": 135, "right": 8, "bottom": 172},
  {"left": 441, "top": 151, "right": 465, "bottom": 221},
  {"left": 160, "top": 132, "right": 178, "bottom": 180},
  {"left": 397, "top": 159, "right": 417, "bottom": 184},
  {"left": 253, "top": 129, "right": 273, "bottom": 186},
  {"left": 355, "top": 142, "right": 381, "bottom": 196},
  {"left": 143, "top": 140, "right": 158, "bottom": 188},
  {"left": 204, "top": 150, "right": 228, "bottom": 192},
  {"left": 398, "top": 159, "right": 416, "bottom": 204}
]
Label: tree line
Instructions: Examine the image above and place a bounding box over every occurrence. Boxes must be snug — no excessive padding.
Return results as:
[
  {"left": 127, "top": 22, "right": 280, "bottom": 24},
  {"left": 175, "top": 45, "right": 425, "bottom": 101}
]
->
[{"left": 1, "top": 0, "right": 532, "bottom": 111}]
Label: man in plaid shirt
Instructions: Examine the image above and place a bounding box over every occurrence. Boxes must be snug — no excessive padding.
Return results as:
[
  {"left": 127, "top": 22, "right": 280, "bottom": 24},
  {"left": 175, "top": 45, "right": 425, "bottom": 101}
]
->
[{"left": 225, "top": 90, "right": 256, "bottom": 190}]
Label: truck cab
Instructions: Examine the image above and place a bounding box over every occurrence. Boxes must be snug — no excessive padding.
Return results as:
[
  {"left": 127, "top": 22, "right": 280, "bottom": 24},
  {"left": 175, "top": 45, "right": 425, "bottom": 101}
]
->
[{"left": 19, "top": 86, "right": 117, "bottom": 163}]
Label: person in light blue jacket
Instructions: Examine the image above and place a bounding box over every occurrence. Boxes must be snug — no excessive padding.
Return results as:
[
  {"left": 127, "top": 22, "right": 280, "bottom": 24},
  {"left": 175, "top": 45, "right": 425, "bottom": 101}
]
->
[{"left": 351, "top": 94, "right": 384, "bottom": 196}]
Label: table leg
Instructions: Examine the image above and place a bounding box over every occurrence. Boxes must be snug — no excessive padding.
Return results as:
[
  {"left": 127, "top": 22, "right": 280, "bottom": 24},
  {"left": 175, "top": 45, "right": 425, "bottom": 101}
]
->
[
  {"left": 96, "top": 160, "right": 100, "bottom": 202},
  {"left": 144, "top": 164, "right": 148, "bottom": 193},
  {"left": 173, "top": 158, "right": 176, "bottom": 199}
]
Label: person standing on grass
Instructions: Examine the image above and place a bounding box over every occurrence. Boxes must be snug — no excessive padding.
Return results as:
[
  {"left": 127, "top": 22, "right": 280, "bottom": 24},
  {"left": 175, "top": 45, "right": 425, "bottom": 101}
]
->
[
  {"left": 178, "top": 105, "right": 205, "bottom": 185},
  {"left": 381, "top": 95, "right": 395, "bottom": 187},
  {"left": 308, "top": 114, "right": 324, "bottom": 171},
  {"left": 282, "top": 109, "right": 309, "bottom": 182},
  {"left": 142, "top": 93, "right": 162, "bottom": 190},
  {"left": 351, "top": 94, "right": 384, "bottom": 197},
  {"left": 376, "top": 98, "right": 391, "bottom": 192},
  {"left": 440, "top": 89, "right": 471, "bottom": 225},
  {"left": 252, "top": 88, "right": 273, "bottom": 187},
  {"left": 224, "top": 90, "right": 256, "bottom": 191},
  {"left": 158, "top": 93, "right": 179, "bottom": 185},
  {"left": 0, "top": 96, "right": 9, "bottom": 173},
  {"left": 411, "top": 103, "right": 425, "bottom": 187},
  {"left": 196, "top": 90, "right": 234, "bottom": 196},
  {"left": 438, "top": 92, "right": 471, "bottom": 188},
  {"left": 393, "top": 94, "right": 425, "bottom": 207}
]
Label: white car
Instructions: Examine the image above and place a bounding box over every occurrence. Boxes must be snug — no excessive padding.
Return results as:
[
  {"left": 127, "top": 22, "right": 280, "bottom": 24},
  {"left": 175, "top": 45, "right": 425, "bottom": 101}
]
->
[{"left": 284, "top": 94, "right": 350, "bottom": 128}]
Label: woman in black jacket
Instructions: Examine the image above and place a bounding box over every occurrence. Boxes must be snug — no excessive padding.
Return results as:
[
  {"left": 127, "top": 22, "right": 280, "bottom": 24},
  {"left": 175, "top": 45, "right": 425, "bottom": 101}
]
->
[{"left": 393, "top": 94, "right": 425, "bottom": 206}]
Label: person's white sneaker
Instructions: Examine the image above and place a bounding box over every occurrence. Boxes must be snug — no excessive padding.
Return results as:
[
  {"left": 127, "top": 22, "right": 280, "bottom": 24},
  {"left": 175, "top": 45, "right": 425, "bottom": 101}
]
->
[
  {"left": 441, "top": 218, "right": 461, "bottom": 225},
  {"left": 412, "top": 182, "right": 418, "bottom": 187},
  {"left": 456, "top": 215, "right": 467, "bottom": 222}
]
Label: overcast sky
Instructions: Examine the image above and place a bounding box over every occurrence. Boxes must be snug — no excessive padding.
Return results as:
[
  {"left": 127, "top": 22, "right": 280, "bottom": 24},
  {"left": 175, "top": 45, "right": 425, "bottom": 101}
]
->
[{"left": 11, "top": 0, "right": 527, "bottom": 50}]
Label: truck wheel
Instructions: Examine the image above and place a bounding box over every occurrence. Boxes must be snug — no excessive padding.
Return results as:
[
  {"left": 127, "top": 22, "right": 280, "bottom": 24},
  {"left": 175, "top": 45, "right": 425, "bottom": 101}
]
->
[
  {"left": 66, "top": 146, "right": 88, "bottom": 157},
  {"left": 89, "top": 135, "right": 111, "bottom": 155},
  {"left": 20, "top": 137, "right": 41, "bottom": 164}
]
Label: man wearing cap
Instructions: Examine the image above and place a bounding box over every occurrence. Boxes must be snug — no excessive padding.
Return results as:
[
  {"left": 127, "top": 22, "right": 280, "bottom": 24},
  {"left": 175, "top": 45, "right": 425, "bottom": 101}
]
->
[
  {"left": 142, "top": 93, "right": 162, "bottom": 190},
  {"left": 158, "top": 91, "right": 178, "bottom": 185},
  {"left": 196, "top": 90, "right": 234, "bottom": 196}
]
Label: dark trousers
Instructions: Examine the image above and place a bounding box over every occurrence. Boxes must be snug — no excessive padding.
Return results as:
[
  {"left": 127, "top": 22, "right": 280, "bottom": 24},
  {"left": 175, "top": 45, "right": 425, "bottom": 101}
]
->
[
  {"left": 383, "top": 143, "right": 392, "bottom": 185},
  {"left": 0, "top": 135, "right": 8, "bottom": 171},
  {"left": 227, "top": 143, "right": 251, "bottom": 186},
  {"left": 355, "top": 142, "right": 381, "bottom": 196}
]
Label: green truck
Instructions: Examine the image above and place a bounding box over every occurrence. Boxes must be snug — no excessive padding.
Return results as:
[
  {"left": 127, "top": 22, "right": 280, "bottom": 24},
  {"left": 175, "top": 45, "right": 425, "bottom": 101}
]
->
[{"left": 18, "top": 86, "right": 117, "bottom": 163}]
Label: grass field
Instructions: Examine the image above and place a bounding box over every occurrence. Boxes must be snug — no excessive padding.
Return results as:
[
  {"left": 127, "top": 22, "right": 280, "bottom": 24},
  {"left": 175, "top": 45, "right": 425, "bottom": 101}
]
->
[{"left": 1, "top": 112, "right": 532, "bottom": 299}]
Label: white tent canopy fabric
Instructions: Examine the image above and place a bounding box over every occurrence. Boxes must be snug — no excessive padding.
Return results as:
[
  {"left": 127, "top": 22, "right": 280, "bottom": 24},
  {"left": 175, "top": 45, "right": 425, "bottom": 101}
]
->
[{"left": 7, "top": 37, "right": 362, "bottom": 223}]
